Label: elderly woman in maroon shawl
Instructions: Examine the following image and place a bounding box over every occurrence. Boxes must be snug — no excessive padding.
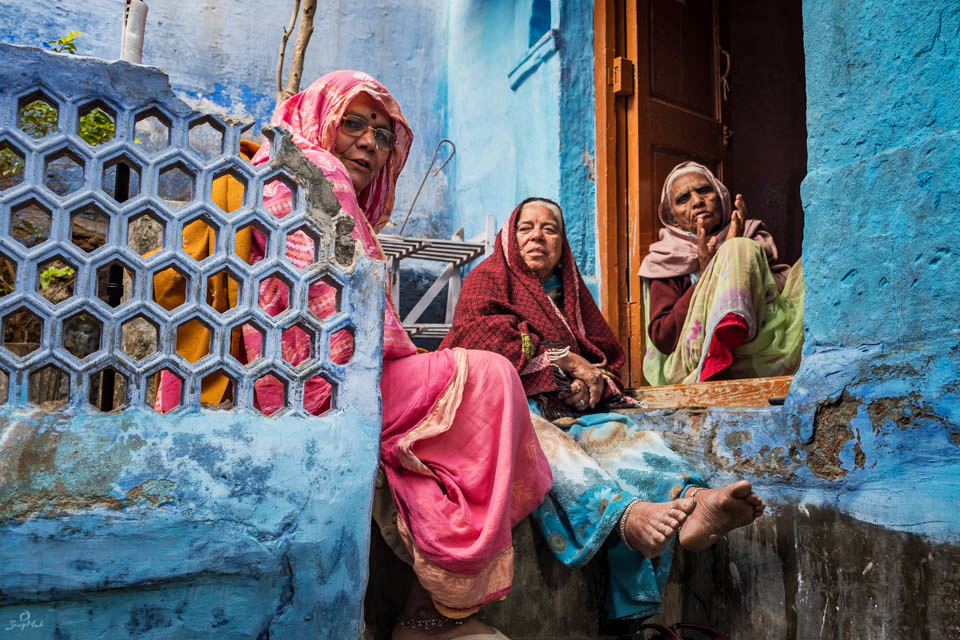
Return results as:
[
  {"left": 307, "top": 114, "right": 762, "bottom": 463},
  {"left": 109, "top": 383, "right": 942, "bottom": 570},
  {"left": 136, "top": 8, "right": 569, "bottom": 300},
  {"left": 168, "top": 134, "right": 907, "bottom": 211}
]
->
[
  {"left": 442, "top": 198, "right": 766, "bottom": 620},
  {"left": 638, "top": 161, "right": 805, "bottom": 385}
]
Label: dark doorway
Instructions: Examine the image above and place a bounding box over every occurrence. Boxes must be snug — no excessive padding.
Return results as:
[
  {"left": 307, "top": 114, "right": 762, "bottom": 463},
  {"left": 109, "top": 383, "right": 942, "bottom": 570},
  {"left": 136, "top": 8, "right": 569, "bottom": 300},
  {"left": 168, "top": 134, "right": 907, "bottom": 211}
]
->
[{"left": 721, "top": 0, "right": 806, "bottom": 266}]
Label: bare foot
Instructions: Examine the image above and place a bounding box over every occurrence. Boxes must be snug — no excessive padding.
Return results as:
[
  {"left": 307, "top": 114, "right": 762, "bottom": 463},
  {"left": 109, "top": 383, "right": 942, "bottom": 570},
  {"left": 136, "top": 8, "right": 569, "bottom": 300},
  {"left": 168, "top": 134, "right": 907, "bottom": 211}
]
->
[
  {"left": 621, "top": 497, "right": 697, "bottom": 558},
  {"left": 679, "top": 480, "right": 765, "bottom": 552}
]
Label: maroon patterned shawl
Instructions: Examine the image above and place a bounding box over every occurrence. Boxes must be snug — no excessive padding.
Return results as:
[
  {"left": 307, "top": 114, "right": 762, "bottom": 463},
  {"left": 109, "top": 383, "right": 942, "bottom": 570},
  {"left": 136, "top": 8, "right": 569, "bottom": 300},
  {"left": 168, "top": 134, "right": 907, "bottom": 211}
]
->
[{"left": 441, "top": 198, "right": 628, "bottom": 408}]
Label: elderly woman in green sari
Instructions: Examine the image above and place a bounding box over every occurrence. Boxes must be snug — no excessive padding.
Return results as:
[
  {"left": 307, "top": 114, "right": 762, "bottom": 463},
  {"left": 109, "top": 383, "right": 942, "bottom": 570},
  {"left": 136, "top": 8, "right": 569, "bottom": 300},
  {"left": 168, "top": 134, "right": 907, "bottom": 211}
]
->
[{"left": 638, "top": 162, "right": 805, "bottom": 385}]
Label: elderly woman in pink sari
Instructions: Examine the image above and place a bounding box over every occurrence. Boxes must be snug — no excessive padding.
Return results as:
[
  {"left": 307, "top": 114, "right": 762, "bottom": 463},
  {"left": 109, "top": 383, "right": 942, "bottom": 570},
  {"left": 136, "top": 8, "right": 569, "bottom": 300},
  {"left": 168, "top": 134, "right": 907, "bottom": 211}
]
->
[
  {"left": 638, "top": 162, "right": 805, "bottom": 386},
  {"left": 156, "top": 71, "right": 551, "bottom": 640}
]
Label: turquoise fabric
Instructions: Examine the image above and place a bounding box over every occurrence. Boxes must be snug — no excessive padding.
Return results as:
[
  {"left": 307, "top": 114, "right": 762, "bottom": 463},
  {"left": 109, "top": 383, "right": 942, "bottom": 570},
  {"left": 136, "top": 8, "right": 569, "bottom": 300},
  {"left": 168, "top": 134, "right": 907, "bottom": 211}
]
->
[{"left": 528, "top": 402, "right": 704, "bottom": 619}]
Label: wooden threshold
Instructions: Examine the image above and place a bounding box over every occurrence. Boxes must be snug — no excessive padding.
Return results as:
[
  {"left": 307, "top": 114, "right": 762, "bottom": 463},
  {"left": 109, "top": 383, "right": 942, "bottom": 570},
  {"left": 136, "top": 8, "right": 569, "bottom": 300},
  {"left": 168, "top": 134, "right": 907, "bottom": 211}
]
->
[{"left": 627, "top": 376, "right": 793, "bottom": 409}]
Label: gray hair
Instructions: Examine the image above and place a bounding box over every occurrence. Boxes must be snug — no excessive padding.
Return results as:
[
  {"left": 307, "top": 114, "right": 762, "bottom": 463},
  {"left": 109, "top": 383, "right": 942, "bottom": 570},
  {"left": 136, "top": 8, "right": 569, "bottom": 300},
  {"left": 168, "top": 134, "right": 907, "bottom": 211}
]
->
[{"left": 519, "top": 199, "right": 564, "bottom": 232}]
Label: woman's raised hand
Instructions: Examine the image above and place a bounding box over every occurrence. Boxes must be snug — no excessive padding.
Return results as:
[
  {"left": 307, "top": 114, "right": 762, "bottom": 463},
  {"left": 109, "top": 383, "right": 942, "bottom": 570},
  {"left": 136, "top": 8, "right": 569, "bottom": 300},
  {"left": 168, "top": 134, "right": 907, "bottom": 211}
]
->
[
  {"left": 555, "top": 351, "right": 604, "bottom": 410},
  {"left": 697, "top": 220, "right": 720, "bottom": 273},
  {"left": 727, "top": 194, "right": 746, "bottom": 241}
]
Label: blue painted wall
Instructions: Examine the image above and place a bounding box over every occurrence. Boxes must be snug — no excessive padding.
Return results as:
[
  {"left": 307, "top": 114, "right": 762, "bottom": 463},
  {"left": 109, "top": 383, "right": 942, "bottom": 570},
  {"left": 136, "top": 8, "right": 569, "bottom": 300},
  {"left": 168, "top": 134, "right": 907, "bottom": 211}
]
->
[
  {"left": 445, "top": 0, "right": 598, "bottom": 291},
  {"left": 785, "top": 0, "right": 960, "bottom": 540},
  {"left": 0, "top": 0, "right": 451, "bottom": 236}
]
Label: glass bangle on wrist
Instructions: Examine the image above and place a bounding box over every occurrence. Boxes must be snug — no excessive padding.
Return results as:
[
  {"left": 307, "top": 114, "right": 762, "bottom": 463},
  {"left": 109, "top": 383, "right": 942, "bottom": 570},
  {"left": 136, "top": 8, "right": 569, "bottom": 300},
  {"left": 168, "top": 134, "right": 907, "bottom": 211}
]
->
[{"left": 547, "top": 346, "right": 570, "bottom": 361}]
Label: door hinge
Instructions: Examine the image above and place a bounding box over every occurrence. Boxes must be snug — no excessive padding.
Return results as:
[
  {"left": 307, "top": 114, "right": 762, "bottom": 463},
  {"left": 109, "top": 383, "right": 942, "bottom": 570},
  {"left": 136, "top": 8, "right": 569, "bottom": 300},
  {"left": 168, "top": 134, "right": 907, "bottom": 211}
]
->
[{"left": 613, "top": 57, "right": 634, "bottom": 96}]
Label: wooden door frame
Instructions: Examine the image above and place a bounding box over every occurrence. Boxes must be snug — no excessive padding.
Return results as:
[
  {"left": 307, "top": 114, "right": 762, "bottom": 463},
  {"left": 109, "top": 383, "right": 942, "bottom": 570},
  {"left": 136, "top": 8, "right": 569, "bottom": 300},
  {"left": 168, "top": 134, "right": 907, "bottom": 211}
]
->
[{"left": 593, "top": 0, "right": 627, "bottom": 352}]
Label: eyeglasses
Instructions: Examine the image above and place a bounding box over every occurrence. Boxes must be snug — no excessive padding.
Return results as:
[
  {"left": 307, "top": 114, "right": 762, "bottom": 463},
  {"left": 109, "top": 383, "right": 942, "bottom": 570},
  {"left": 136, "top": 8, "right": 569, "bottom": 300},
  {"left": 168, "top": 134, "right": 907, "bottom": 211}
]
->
[{"left": 340, "top": 114, "right": 397, "bottom": 150}]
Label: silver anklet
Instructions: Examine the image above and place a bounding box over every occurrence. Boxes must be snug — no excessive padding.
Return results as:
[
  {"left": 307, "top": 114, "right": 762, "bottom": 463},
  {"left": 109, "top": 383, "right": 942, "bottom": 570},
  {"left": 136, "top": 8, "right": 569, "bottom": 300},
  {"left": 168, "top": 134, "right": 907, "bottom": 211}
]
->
[
  {"left": 618, "top": 499, "right": 641, "bottom": 551},
  {"left": 395, "top": 613, "right": 464, "bottom": 631}
]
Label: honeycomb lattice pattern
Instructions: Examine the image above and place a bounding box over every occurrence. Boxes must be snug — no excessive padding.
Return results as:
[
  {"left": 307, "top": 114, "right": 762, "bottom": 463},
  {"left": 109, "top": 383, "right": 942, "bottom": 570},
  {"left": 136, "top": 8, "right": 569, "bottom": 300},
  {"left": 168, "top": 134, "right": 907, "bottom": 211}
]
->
[{"left": 0, "top": 56, "right": 377, "bottom": 417}]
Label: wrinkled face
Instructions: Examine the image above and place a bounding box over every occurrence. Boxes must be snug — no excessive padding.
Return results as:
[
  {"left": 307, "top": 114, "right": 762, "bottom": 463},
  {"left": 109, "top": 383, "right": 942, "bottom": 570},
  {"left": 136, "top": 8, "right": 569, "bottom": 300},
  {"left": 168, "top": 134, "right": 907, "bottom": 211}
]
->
[
  {"left": 333, "top": 93, "right": 392, "bottom": 192},
  {"left": 669, "top": 173, "right": 722, "bottom": 234},
  {"left": 516, "top": 203, "right": 563, "bottom": 282}
]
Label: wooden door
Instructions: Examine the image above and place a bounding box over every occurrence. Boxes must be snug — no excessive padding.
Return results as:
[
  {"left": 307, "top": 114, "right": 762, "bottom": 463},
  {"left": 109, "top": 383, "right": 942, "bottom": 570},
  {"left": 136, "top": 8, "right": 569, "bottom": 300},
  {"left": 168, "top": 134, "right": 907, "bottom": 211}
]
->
[{"left": 596, "top": 0, "right": 730, "bottom": 387}]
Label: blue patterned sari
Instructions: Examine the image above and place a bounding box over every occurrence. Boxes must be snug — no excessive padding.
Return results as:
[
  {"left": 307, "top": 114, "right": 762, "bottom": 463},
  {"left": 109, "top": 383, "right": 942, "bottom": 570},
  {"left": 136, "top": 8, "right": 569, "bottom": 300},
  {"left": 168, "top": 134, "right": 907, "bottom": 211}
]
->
[{"left": 528, "top": 405, "right": 704, "bottom": 619}]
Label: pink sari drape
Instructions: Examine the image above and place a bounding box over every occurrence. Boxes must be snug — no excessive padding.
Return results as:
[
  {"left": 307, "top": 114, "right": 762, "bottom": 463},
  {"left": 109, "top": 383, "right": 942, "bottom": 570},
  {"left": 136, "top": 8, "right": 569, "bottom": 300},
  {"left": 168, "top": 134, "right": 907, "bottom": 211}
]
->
[{"left": 159, "top": 71, "right": 551, "bottom": 615}]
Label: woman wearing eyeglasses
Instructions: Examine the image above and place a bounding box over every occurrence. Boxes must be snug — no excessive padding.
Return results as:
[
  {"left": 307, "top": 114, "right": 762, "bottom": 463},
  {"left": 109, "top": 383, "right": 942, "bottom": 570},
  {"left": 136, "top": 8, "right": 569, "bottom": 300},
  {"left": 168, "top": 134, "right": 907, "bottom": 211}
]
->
[
  {"left": 157, "top": 71, "right": 548, "bottom": 639},
  {"left": 249, "top": 71, "right": 550, "bottom": 639}
]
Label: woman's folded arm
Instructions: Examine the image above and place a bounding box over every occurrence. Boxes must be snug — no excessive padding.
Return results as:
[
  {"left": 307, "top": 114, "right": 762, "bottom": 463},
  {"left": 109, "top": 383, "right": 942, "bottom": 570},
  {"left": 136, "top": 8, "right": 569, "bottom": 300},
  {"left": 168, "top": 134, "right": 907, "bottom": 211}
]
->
[{"left": 647, "top": 276, "right": 695, "bottom": 354}]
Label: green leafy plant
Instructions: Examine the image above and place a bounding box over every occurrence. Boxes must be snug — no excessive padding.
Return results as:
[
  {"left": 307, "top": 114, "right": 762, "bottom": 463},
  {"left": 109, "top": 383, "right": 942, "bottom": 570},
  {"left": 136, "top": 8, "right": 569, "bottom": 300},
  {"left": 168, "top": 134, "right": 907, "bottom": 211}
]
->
[
  {"left": 0, "top": 148, "right": 23, "bottom": 178},
  {"left": 46, "top": 31, "right": 81, "bottom": 54},
  {"left": 19, "top": 99, "right": 58, "bottom": 139},
  {"left": 40, "top": 265, "right": 75, "bottom": 289},
  {"left": 78, "top": 108, "right": 116, "bottom": 145}
]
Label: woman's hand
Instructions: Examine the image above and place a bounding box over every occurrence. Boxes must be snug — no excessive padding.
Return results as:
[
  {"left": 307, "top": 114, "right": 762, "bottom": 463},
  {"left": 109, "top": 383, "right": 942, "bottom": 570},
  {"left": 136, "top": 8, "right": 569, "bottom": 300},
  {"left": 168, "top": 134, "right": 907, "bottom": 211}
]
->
[
  {"left": 697, "top": 219, "right": 720, "bottom": 273},
  {"left": 727, "top": 194, "right": 746, "bottom": 241},
  {"left": 554, "top": 352, "right": 604, "bottom": 410}
]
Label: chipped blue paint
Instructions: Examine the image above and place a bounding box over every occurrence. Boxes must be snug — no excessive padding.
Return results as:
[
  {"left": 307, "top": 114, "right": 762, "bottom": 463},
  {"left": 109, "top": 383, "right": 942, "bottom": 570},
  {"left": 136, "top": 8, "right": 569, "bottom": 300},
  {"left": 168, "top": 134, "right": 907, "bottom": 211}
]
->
[{"left": 0, "top": 43, "right": 385, "bottom": 638}]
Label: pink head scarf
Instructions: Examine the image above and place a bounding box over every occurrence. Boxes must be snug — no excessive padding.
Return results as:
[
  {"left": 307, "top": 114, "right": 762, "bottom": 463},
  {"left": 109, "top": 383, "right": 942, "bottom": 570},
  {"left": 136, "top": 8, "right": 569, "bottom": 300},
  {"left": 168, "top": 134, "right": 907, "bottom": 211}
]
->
[
  {"left": 252, "top": 69, "right": 413, "bottom": 232},
  {"left": 638, "top": 161, "right": 782, "bottom": 280}
]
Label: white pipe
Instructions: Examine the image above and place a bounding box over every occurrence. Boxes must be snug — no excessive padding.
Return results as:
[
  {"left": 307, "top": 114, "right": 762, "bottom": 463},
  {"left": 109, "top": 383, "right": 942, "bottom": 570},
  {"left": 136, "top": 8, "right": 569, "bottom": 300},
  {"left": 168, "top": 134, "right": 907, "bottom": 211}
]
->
[{"left": 120, "top": 0, "right": 149, "bottom": 63}]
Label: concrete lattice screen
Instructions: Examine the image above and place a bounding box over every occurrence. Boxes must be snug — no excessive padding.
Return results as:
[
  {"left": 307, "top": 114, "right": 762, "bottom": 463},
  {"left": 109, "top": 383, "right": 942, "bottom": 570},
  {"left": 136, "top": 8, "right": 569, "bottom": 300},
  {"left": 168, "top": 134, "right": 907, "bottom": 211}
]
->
[
  {"left": 0, "top": 51, "right": 376, "bottom": 417},
  {"left": 0, "top": 44, "right": 385, "bottom": 638}
]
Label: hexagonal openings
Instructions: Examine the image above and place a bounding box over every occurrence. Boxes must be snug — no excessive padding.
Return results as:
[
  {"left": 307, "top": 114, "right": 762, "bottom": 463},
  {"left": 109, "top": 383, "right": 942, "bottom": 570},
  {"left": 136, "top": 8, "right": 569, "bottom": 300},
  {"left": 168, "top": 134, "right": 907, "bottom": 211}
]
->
[
  {"left": 29, "top": 364, "right": 69, "bottom": 409},
  {"left": 235, "top": 222, "right": 267, "bottom": 265},
  {"left": 175, "top": 318, "right": 211, "bottom": 364},
  {"left": 286, "top": 228, "right": 320, "bottom": 270},
  {"left": 157, "top": 162, "right": 196, "bottom": 209},
  {"left": 305, "top": 374, "right": 338, "bottom": 416},
  {"left": 211, "top": 168, "right": 247, "bottom": 214},
  {"left": 96, "top": 260, "right": 134, "bottom": 308},
  {"left": 188, "top": 116, "right": 225, "bottom": 161},
  {"left": 308, "top": 277, "right": 342, "bottom": 321},
  {"left": 62, "top": 312, "right": 102, "bottom": 360},
  {"left": 201, "top": 370, "right": 235, "bottom": 410},
  {"left": 330, "top": 327, "right": 355, "bottom": 365},
  {"left": 2, "top": 308, "right": 42, "bottom": 357},
  {"left": 147, "top": 368, "right": 182, "bottom": 413},
  {"left": 0, "top": 141, "right": 26, "bottom": 191},
  {"left": 258, "top": 274, "right": 291, "bottom": 317},
  {"left": 37, "top": 257, "right": 77, "bottom": 305},
  {"left": 181, "top": 218, "right": 217, "bottom": 262},
  {"left": 18, "top": 94, "right": 59, "bottom": 139},
  {"left": 10, "top": 199, "right": 52, "bottom": 248},
  {"left": 0, "top": 253, "right": 16, "bottom": 299},
  {"left": 88, "top": 367, "right": 129, "bottom": 411},
  {"left": 151, "top": 264, "right": 189, "bottom": 310},
  {"left": 281, "top": 325, "right": 314, "bottom": 368},
  {"left": 262, "top": 174, "right": 298, "bottom": 217},
  {"left": 253, "top": 373, "right": 287, "bottom": 417},
  {"left": 206, "top": 269, "right": 241, "bottom": 313},
  {"left": 70, "top": 204, "right": 109, "bottom": 252},
  {"left": 128, "top": 210, "right": 165, "bottom": 255},
  {"left": 121, "top": 315, "right": 158, "bottom": 362},
  {"left": 231, "top": 322, "right": 264, "bottom": 367},
  {"left": 77, "top": 102, "right": 116, "bottom": 146},
  {"left": 44, "top": 148, "right": 85, "bottom": 197},
  {"left": 101, "top": 156, "right": 142, "bottom": 202},
  {"left": 0, "top": 369, "right": 8, "bottom": 406},
  {"left": 134, "top": 109, "right": 171, "bottom": 155}
]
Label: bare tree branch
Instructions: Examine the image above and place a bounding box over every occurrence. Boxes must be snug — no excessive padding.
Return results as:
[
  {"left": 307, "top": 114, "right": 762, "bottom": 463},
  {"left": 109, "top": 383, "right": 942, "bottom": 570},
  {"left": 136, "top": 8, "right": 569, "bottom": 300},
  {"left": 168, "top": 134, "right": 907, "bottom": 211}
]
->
[
  {"left": 278, "top": 0, "right": 318, "bottom": 105},
  {"left": 275, "top": 0, "right": 302, "bottom": 106}
]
